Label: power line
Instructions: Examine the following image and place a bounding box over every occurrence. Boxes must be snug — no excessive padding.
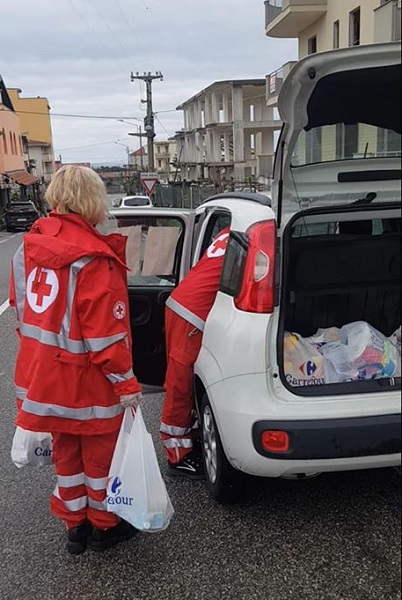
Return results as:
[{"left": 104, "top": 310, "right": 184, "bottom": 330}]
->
[
  {"left": 155, "top": 115, "right": 171, "bottom": 137},
  {"left": 58, "top": 138, "right": 131, "bottom": 151},
  {"left": 0, "top": 108, "right": 142, "bottom": 120},
  {"left": 114, "top": 1, "right": 141, "bottom": 45},
  {"left": 65, "top": 0, "right": 128, "bottom": 73},
  {"left": 86, "top": 0, "right": 134, "bottom": 66}
]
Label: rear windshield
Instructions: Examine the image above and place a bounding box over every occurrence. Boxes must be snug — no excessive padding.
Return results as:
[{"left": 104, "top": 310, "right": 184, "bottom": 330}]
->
[
  {"left": 9, "top": 203, "right": 36, "bottom": 211},
  {"left": 291, "top": 124, "right": 401, "bottom": 167},
  {"left": 123, "top": 197, "right": 151, "bottom": 206}
]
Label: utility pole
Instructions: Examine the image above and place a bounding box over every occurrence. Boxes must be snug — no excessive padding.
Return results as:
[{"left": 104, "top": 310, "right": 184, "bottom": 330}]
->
[{"left": 130, "top": 71, "right": 163, "bottom": 171}]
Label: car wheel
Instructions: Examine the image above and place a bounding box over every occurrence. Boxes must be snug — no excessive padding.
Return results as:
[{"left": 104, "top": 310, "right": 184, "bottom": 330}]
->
[
  {"left": 6, "top": 225, "right": 13, "bottom": 232},
  {"left": 201, "top": 393, "right": 248, "bottom": 504}
]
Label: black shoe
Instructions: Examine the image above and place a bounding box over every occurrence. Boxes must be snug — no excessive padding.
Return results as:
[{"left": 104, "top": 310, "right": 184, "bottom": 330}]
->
[
  {"left": 88, "top": 519, "right": 137, "bottom": 552},
  {"left": 167, "top": 450, "right": 205, "bottom": 480},
  {"left": 66, "top": 521, "right": 91, "bottom": 555}
]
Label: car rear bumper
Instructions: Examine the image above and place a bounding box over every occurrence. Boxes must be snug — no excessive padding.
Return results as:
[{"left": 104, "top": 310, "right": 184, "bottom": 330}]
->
[
  {"left": 204, "top": 372, "right": 402, "bottom": 477},
  {"left": 6, "top": 217, "right": 37, "bottom": 229},
  {"left": 252, "top": 414, "right": 401, "bottom": 460}
]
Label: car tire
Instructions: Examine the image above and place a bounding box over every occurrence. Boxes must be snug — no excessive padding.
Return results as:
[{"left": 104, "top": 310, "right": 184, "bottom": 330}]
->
[
  {"left": 6, "top": 225, "right": 13, "bottom": 232},
  {"left": 201, "top": 393, "right": 249, "bottom": 504}
]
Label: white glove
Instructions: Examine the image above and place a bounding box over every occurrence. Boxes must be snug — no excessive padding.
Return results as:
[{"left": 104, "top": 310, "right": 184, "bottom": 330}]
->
[{"left": 120, "top": 392, "right": 142, "bottom": 409}]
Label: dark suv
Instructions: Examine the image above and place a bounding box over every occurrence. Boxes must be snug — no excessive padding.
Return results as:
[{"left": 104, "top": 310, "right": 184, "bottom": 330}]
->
[{"left": 5, "top": 201, "right": 40, "bottom": 232}]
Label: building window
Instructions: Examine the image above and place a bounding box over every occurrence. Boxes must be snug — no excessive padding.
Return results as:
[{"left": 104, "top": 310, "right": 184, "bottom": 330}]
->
[
  {"left": 377, "top": 128, "right": 401, "bottom": 157},
  {"left": 349, "top": 7, "right": 361, "bottom": 46},
  {"left": 306, "top": 128, "right": 322, "bottom": 163},
  {"left": 333, "top": 20, "right": 340, "bottom": 49},
  {"left": 2, "top": 128, "right": 7, "bottom": 154},
  {"left": 336, "top": 124, "right": 359, "bottom": 159},
  {"left": 308, "top": 36, "right": 317, "bottom": 55}
]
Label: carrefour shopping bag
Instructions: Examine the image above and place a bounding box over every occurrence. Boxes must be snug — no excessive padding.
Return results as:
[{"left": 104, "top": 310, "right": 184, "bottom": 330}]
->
[
  {"left": 107, "top": 407, "right": 174, "bottom": 532},
  {"left": 11, "top": 426, "right": 53, "bottom": 468}
]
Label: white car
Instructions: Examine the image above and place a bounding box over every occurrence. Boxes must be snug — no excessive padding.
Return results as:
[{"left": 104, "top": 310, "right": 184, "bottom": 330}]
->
[
  {"left": 106, "top": 43, "right": 401, "bottom": 503},
  {"left": 112, "top": 195, "right": 153, "bottom": 208}
]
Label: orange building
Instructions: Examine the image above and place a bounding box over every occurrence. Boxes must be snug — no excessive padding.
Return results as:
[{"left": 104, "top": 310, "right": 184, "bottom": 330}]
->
[
  {"left": 8, "top": 87, "right": 55, "bottom": 184},
  {"left": 1, "top": 75, "right": 39, "bottom": 221}
]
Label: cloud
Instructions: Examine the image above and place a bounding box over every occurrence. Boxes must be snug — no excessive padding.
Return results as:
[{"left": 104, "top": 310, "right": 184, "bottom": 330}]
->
[{"left": 1, "top": 0, "right": 297, "bottom": 163}]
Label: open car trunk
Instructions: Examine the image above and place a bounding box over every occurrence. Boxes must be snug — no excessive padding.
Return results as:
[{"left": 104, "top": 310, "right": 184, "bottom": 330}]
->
[{"left": 279, "top": 203, "right": 401, "bottom": 396}]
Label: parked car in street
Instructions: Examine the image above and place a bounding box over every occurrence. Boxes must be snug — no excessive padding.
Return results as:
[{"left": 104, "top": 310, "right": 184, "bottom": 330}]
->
[
  {"left": 103, "top": 43, "right": 401, "bottom": 503},
  {"left": 5, "top": 201, "right": 40, "bottom": 232},
  {"left": 112, "top": 195, "right": 153, "bottom": 208}
]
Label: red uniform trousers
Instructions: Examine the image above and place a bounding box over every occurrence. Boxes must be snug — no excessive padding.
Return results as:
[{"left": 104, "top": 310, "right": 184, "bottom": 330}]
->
[
  {"left": 50, "top": 430, "right": 119, "bottom": 530},
  {"left": 160, "top": 308, "right": 202, "bottom": 463}
]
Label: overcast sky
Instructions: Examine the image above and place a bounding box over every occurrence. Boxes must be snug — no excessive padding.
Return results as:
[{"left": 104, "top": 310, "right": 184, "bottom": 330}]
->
[{"left": 1, "top": 0, "right": 297, "bottom": 165}]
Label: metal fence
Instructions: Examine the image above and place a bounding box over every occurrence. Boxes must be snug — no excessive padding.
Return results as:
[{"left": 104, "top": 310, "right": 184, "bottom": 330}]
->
[{"left": 153, "top": 184, "right": 217, "bottom": 209}]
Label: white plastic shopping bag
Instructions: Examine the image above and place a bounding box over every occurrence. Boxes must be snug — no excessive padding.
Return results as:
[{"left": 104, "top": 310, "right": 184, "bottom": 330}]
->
[
  {"left": 284, "top": 331, "right": 327, "bottom": 386},
  {"left": 107, "top": 407, "right": 174, "bottom": 532},
  {"left": 321, "top": 321, "right": 399, "bottom": 382},
  {"left": 11, "top": 426, "right": 53, "bottom": 468}
]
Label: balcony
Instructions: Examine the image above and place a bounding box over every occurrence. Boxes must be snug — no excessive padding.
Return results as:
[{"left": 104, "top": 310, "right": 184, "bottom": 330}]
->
[
  {"left": 265, "top": 0, "right": 327, "bottom": 38},
  {"left": 374, "top": 0, "right": 401, "bottom": 43},
  {"left": 266, "top": 61, "right": 297, "bottom": 106}
]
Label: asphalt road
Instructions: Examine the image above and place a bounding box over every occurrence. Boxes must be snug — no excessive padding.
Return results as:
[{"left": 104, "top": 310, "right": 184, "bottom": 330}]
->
[{"left": 0, "top": 221, "right": 400, "bottom": 600}]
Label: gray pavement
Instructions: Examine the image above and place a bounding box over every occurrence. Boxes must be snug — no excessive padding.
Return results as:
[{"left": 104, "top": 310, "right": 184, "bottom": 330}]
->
[
  {"left": 0, "top": 221, "right": 400, "bottom": 600},
  {"left": 0, "top": 232, "right": 24, "bottom": 305}
]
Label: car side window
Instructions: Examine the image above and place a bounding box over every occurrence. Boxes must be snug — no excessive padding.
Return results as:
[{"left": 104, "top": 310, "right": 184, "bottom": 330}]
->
[
  {"left": 100, "top": 215, "right": 184, "bottom": 286},
  {"left": 198, "top": 211, "right": 232, "bottom": 259}
]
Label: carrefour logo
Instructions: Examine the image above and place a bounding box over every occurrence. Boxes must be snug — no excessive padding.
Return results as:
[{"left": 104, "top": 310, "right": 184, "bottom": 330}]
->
[
  {"left": 107, "top": 476, "right": 133, "bottom": 506},
  {"left": 299, "top": 361, "right": 317, "bottom": 377}
]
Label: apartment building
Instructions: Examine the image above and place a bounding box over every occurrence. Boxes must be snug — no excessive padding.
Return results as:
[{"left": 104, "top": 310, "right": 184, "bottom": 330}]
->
[
  {"left": 7, "top": 88, "right": 56, "bottom": 184},
  {"left": 266, "top": 0, "right": 401, "bottom": 103},
  {"left": 154, "top": 140, "right": 177, "bottom": 182},
  {"left": 0, "top": 76, "right": 39, "bottom": 216},
  {"left": 265, "top": 0, "right": 401, "bottom": 164},
  {"left": 175, "top": 79, "right": 281, "bottom": 186}
]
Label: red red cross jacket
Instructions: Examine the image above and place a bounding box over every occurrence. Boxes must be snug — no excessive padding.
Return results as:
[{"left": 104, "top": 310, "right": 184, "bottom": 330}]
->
[
  {"left": 9, "top": 212, "right": 141, "bottom": 436},
  {"left": 165, "top": 228, "right": 230, "bottom": 331}
]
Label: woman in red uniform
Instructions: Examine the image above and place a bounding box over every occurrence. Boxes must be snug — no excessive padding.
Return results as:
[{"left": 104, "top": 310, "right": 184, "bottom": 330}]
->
[{"left": 10, "top": 165, "right": 142, "bottom": 554}]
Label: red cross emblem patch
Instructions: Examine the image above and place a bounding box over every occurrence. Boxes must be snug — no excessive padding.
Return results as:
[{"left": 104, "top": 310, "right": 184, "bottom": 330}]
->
[
  {"left": 206, "top": 232, "right": 230, "bottom": 259},
  {"left": 113, "top": 301, "right": 126, "bottom": 320},
  {"left": 27, "top": 268, "right": 59, "bottom": 314}
]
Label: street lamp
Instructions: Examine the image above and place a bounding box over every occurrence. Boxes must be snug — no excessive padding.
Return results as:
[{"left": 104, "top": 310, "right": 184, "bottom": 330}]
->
[
  {"left": 118, "top": 120, "right": 145, "bottom": 171},
  {"left": 113, "top": 140, "right": 130, "bottom": 176}
]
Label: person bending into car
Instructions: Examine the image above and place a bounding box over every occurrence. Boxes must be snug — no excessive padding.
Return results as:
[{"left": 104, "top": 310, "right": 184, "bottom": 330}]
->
[
  {"left": 9, "top": 165, "right": 142, "bottom": 555},
  {"left": 160, "top": 227, "right": 230, "bottom": 479}
]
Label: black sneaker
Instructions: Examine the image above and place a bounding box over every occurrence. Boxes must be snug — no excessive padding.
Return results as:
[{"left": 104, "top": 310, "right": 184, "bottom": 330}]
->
[
  {"left": 88, "top": 519, "right": 137, "bottom": 552},
  {"left": 167, "top": 450, "right": 205, "bottom": 480},
  {"left": 66, "top": 521, "right": 91, "bottom": 555}
]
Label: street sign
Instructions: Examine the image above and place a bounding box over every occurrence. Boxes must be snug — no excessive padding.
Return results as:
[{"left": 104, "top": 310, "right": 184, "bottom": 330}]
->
[{"left": 140, "top": 172, "right": 159, "bottom": 196}]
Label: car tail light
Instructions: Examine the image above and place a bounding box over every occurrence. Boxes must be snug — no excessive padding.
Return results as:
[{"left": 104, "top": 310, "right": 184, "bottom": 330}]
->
[
  {"left": 261, "top": 430, "right": 290, "bottom": 453},
  {"left": 234, "top": 220, "right": 277, "bottom": 313}
]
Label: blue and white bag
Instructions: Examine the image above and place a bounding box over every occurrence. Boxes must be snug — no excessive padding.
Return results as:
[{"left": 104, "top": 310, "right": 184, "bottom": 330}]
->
[{"left": 107, "top": 407, "right": 174, "bottom": 532}]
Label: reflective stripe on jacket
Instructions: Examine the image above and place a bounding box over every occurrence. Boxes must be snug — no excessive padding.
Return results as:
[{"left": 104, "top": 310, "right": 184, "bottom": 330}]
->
[{"left": 10, "top": 212, "right": 141, "bottom": 435}]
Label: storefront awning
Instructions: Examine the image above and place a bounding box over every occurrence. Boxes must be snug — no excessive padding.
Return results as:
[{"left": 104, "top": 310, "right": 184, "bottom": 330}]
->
[{"left": 6, "top": 170, "right": 39, "bottom": 186}]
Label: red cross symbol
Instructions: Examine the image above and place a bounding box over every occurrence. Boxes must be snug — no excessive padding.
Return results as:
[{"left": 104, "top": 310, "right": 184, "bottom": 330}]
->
[
  {"left": 207, "top": 232, "right": 229, "bottom": 258},
  {"left": 113, "top": 301, "right": 126, "bottom": 320},
  {"left": 31, "top": 269, "right": 52, "bottom": 307}
]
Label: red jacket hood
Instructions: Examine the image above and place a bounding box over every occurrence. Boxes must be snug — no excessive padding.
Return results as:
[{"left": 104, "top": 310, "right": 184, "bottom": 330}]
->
[{"left": 23, "top": 212, "right": 128, "bottom": 269}]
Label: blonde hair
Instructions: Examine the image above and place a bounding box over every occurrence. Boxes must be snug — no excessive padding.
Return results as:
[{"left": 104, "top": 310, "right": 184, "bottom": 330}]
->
[{"left": 45, "top": 165, "right": 108, "bottom": 225}]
